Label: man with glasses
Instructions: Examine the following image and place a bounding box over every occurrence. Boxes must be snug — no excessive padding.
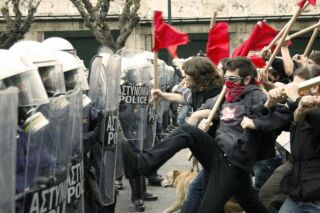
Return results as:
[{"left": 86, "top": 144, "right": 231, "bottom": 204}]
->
[{"left": 123, "top": 57, "right": 292, "bottom": 213}]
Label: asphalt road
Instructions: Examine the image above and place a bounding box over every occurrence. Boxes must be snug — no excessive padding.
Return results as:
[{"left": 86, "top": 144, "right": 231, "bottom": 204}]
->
[{"left": 116, "top": 148, "right": 192, "bottom": 213}]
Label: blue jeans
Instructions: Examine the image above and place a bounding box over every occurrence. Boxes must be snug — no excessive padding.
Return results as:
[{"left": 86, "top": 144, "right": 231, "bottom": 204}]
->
[
  {"left": 180, "top": 169, "right": 205, "bottom": 213},
  {"left": 279, "top": 196, "right": 320, "bottom": 213},
  {"left": 253, "top": 154, "right": 283, "bottom": 191},
  {"left": 177, "top": 105, "right": 191, "bottom": 125}
]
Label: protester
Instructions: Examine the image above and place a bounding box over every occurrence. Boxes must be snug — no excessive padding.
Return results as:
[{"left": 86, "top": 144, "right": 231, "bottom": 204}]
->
[{"left": 122, "top": 57, "right": 292, "bottom": 213}]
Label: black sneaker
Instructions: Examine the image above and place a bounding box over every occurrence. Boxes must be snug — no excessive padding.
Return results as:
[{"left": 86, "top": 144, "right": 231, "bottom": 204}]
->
[{"left": 122, "top": 142, "right": 140, "bottom": 178}]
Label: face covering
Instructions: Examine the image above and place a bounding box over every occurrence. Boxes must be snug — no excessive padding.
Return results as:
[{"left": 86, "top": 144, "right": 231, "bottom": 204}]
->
[{"left": 225, "top": 81, "right": 245, "bottom": 103}]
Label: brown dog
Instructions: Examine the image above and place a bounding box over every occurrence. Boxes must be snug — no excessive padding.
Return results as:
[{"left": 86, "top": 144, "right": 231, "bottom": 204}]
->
[{"left": 161, "top": 170, "right": 197, "bottom": 213}]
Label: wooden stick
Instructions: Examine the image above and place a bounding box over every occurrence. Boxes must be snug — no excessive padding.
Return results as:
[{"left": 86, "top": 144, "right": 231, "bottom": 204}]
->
[
  {"left": 298, "top": 76, "right": 320, "bottom": 91},
  {"left": 207, "top": 85, "right": 226, "bottom": 123},
  {"left": 263, "top": 4, "right": 309, "bottom": 77},
  {"left": 153, "top": 51, "right": 159, "bottom": 110},
  {"left": 210, "top": 11, "right": 218, "bottom": 29},
  {"left": 265, "top": 3, "right": 308, "bottom": 51},
  {"left": 303, "top": 20, "right": 320, "bottom": 57},
  {"left": 266, "top": 22, "right": 289, "bottom": 50},
  {"left": 288, "top": 22, "right": 320, "bottom": 41},
  {"left": 152, "top": 18, "right": 159, "bottom": 110}
]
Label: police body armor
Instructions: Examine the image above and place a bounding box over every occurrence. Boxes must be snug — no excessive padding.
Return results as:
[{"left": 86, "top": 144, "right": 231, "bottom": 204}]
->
[
  {"left": 87, "top": 46, "right": 120, "bottom": 207},
  {"left": 16, "top": 93, "right": 76, "bottom": 213},
  {"left": 0, "top": 88, "right": 18, "bottom": 213}
]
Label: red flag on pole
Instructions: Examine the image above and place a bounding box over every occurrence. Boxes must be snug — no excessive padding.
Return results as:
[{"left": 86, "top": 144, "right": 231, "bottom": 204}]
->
[
  {"left": 298, "top": 0, "right": 317, "bottom": 8},
  {"left": 206, "top": 22, "right": 230, "bottom": 65},
  {"left": 152, "top": 11, "right": 189, "bottom": 58},
  {"left": 232, "top": 21, "right": 278, "bottom": 57}
]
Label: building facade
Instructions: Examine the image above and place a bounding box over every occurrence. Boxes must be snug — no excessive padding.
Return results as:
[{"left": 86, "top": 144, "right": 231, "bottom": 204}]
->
[{"left": 1, "top": 0, "right": 320, "bottom": 65}]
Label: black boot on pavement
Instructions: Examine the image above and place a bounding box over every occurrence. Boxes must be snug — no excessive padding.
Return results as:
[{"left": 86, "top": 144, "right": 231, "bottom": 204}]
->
[{"left": 142, "top": 176, "right": 158, "bottom": 201}]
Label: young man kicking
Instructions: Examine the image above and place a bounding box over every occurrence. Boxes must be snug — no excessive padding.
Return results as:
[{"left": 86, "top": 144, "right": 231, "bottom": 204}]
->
[{"left": 123, "top": 57, "right": 292, "bottom": 213}]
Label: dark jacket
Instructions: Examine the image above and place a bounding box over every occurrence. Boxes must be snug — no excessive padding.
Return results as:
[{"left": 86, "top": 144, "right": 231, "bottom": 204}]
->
[
  {"left": 201, "top": 85, "right": 292, "bottom": 171},
  {"left": 281, "top": 108, "right": 320, "bottom": 202}
]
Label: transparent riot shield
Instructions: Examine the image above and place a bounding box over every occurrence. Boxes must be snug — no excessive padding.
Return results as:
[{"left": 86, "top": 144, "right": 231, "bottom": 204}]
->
[
  {"left": 142, "top": 104, "right": 157, "bottom": 151},
  {"left": 87, "top": 50, "right": 120, "bottom": 206},
  {"left": 118, "top": 50, "right": 152, "bottom": 150},
  {"left": 97, "top": 45, "right": 115, "bottom": 55},
  {"left": 0, "top": 87, "right": 18, "bottom": 213},
  {"left": 16, "top": 94, "right": 74, "bottom": 213},
  {"left": 65, "top": 88, "right": 84, "bottom": 213}
]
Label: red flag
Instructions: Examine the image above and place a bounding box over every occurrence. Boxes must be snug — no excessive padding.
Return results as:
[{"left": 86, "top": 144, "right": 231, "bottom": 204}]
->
[
  {"left": 248, "top": 55, "right": 266, "bottom": 68},
  {"left": 152, "top": 11, "right": 189, "bottom": 58},
  {"left": 232, "top": 22, "right": 278, "bottom": 57},
  {"left": 298, "top": 0, "right": 317, "bottom": 8},
  {"left": 206, "top": 22, "right": 230, "bottom": 65}
]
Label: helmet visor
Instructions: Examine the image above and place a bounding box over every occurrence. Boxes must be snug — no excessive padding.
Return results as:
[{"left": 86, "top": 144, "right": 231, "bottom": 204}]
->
[
  {"left": 3, "top": 68, "right": 49, "bottom": 106},
  {"left": 38, "top": 63, "right": 66, "bottom": 97}
]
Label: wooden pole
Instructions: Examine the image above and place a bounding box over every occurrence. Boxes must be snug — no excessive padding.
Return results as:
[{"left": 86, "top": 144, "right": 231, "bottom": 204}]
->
[
  {"left": 207, "top": 85, "right": 226, "bottom": 123},
  {"left": 210, "top": 11, "right": 218, "bottom": 29},
  {"left": 263, "top": 4, "right": 309, "bottom": 77},
  {"left": 298, "top": 76, "right": 320, "bottom": 91},
  {"left": 152, "top": 18, "right": 159, "bottom": 110},
  {"left": 265, "top": 22, "right": 289, "bottom": 51},
  {"left": 303, "top": 21, "right": 320, "bottom": 57},
  {"left": 264, "top": 3, "right": 308, "bottom": 51},
  {"left": 288, "top": 22, "right": 320, "bottom": 41}
]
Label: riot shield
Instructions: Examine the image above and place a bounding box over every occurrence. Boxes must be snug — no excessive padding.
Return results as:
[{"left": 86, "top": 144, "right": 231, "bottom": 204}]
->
[
  {"left": 87, "top": 51, "right": 121, "bottom": 206},
  {"left": 142, "top": 104, "right": 157, "bottom": 151},
  {"left": 0, "top": 87, "right": 18, "bottom": 213},
  {"left": 65, "top": 88, "right": 84, "bottom": 213},
  {"left": 16, "top": 93, "right": 74, "bottom": 213},
  {"left": 118, "top": 50, "right": 152, "bottom": 148},
  {"left": 97, "top": 45, "right": 115, "bottom": 55}
]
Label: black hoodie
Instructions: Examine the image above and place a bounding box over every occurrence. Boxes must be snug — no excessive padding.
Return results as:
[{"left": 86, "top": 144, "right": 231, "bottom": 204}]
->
[{"left": 200, "top": 85, "right": 292, "bottom": 171}]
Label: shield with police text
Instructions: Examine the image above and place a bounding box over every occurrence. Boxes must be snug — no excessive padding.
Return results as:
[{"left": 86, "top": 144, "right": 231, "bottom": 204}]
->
[
  {"left": 118, "top": 49, "right": 153, "bottom": 153},
  {"left": 0, "top": 87, "right": 18, "bottom": 213},
  {"left": 87, "top": 50, "right": 121, "bottom": 206},
  {"left": 16, "top": 92, "right": 75, "bottom": 213},
  {"left": 65, "top": 88, "right": 84, "bottom": 213}
]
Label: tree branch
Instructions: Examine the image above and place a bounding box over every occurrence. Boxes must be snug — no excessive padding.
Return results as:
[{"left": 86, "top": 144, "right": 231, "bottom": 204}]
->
[
  {"left": 116, "top": 0, "right": 140, "bottom": 49},
  {"left": 99, "top": 0, "right": 110, "bottom": 20}
]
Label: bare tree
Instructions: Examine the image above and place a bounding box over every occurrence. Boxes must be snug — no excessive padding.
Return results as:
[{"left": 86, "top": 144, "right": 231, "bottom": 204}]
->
[
  {"left": 0, "top": 0, "right": 41, "bottom": 48},
  {"left": 70, "top": 0, "right": 140, "bottom": 51}
]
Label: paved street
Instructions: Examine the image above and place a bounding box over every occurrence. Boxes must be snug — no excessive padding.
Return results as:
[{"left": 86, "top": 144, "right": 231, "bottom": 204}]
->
[{"left": 116, "top": 148, "right": 192, "bottom": 213}]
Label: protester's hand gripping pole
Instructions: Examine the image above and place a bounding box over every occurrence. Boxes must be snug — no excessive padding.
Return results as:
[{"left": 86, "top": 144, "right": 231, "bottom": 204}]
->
[
  {"left": 303, "top": 20, "right": 320, "bottom": 57},
  {"left": 207, "top": 85, "right": 227, "bottom": 124},
  {"left": 262, "top": 3, "right": 309, "bottom": 78}
]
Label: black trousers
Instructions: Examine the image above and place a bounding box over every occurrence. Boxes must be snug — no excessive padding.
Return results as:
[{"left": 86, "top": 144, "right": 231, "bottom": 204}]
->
[{"left": 137, "top": 124, "right": 268, "bottom": 213}]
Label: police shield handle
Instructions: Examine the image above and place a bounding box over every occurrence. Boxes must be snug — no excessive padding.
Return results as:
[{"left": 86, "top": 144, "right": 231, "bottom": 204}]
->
[
  {"left": 207, "top": 85, "right": 227, "bottom": 123},
  {"left": 153, "top": 51, "right": 159, "bottom": 110},
  {"left": 303, "top": 20, "right": 320, "bottom": 57},
  {"left": 262, "top": 3, "right": 309, "bottom": 79}
]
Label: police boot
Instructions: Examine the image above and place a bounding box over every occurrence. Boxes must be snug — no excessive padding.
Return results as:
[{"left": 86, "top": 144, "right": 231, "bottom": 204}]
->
[
  {"left": 129, "top": 177, "right": 145, "bottom": 212},
  {"left": 142, "top": 176, "right": 158, "bottom": 201},
  {"left": 148, "top": 171, "right": 164, "bottom": 186}
]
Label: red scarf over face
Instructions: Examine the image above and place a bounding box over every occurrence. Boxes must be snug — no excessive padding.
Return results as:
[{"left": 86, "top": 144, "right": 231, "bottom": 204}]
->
[{"left": 225, "top": 81, "right": 245, "bottom": 102}]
